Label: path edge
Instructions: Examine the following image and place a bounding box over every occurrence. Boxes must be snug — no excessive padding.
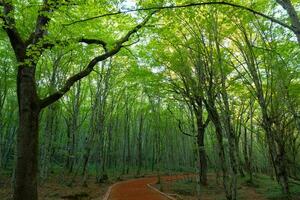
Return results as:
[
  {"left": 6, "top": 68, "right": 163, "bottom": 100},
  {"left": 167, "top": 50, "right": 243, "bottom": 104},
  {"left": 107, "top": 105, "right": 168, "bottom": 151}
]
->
[
  {"left": 147, "top": 183, "right": 177, "bottom": 200},
  {"left": 102, "top": 179, "right": 136, "bottom": 200},
  {"left": 102, "top": 182, "right": 119, "bottom": 200}
]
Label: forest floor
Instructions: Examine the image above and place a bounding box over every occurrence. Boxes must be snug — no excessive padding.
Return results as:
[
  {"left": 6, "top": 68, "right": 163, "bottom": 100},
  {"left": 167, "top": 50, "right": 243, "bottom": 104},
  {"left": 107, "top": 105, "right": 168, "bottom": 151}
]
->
[
  {"left": 0, "top": 172, "right": 190, "bottom": 200},
  {"left": 1, "top": 173, "right": 300, "bottom": 200},
  {"left": 157, "top": 173, "right": 267, "bottom": 200},
  {"left": 158, "top": 173, "right": 300, "bottom": 200},
  {"left": 0, "top": 174, "right": 110, "bottom": 200}
]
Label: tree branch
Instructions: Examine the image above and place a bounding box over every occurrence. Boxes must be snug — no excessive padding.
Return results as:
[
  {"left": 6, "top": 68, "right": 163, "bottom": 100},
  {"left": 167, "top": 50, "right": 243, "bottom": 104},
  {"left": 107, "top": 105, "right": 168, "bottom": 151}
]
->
[
  {"left": 41, "top": 37, "right": 108, "bottom": 51},
  {"left": 203, "top": 117, "right": 210, "bottom": 129},
  {"left": 167, "top": 106, "right": 197, "bottom": 138},
  {"left": 1, "top": 1, "right": 25, "bottom": 61},
  {"left": 64, "top": 1, "right": 293, "bottom": 32},
  {"left": 276, "top": 0, "right": 300, "bottom": 43},
  {"left": 178, "top": 120, "right": 197, "bottom": 138},
  {"left": 40, "top": 11, "right": 156, "bottom": 109},
  {"left": 79, "top": 38, "right": 108, "bottom": 52},
  {"left": 26, "top": 0, "right": 59, "bottom": 45}
]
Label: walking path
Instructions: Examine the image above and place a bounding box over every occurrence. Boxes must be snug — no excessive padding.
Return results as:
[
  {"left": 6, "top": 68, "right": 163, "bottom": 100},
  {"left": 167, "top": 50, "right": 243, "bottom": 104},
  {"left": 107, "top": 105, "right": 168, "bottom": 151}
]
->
[
  {"left": 107, "top": 176, "right": 182, "bottom": 200},
  {"left": 106, "top": 174, "right": 267, "bottom": 200}
]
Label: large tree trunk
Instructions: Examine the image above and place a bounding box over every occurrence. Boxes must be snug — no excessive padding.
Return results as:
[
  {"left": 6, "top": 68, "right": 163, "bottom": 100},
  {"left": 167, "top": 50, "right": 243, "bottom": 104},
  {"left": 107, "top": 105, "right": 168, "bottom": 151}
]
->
[{"left": 14, "top": 66, "right": 40, "bottom": 200}]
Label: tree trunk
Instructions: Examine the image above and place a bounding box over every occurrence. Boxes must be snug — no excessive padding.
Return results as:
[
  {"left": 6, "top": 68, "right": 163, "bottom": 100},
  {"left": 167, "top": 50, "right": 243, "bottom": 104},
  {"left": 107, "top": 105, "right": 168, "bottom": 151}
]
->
[
  {"left": 240, "top": 30, "right": 291, "bottom": 197},
  {"left": 137, "top": 113, "right": 144, "bottom": 176},
  {"left": 243, "top": 126, "right": 251, "bottom": 179},
  {"left": 125, "top": 104, "right": 131, "bottom": 174},
  {"left": 106, "top": 120, "right": 113, "bottom": 168},
  {"left": 261, "top": 106, "right": 290, "bottom": 197},
  {"left": 14, "top": 66, "right": 40, "bottom": 200},
  {"left": 205, "top": 99, "right": 231, "bottom": 200},
  {"left": 196, "top": 115, "right": 207, "bottom": 185},
  {"left": 40, "top": 105, "right": 56, "bottom": 181}
]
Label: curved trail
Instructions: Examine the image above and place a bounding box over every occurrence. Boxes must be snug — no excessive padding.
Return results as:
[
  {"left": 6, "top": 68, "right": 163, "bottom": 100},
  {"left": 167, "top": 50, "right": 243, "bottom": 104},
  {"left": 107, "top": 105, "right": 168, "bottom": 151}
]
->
[
  {"left": 106, "top": 174, "right": 267, "bottom": 200},
  {"left": 107, "top": 176, "right": 178, "bottom": 200}
]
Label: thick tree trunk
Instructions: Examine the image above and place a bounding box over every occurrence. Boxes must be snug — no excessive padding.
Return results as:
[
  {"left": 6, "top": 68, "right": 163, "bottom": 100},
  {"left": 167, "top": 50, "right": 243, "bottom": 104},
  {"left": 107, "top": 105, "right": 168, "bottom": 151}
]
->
[{"left": 14, "top": 66, "right": 40, "bottom": 200}]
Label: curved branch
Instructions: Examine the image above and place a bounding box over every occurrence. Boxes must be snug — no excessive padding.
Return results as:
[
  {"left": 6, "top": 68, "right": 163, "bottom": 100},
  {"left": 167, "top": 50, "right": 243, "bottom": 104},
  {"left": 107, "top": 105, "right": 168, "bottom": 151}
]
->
[
  {"left": 79, "top": 38, "right": 108, "bottom": 52},
  {"left": 26, "top": 0, "right": 75, "bottom": 45},
  {"left": 65, "top": 1, "right": 293, "bottom": 32},
  {"left": 167, "top": 107, "right": 197, "bottom": 138},
  {"left": 40, "top": 11, "right": 156, "bottom": 109},
  {"left": 1, "top": 1, "right": 25, "bottom": 61},
  {"left": 41, "top": 38, "right": 108, "bottom": 52},
  {"left": 26, "top": 0, "right": 55, "bottom": 45},
  {"left": 276, "top": 0, "right": 300, "bottom": 43},
  {"left": 178, "top": 120, "right": 197, "bottom": 138}
]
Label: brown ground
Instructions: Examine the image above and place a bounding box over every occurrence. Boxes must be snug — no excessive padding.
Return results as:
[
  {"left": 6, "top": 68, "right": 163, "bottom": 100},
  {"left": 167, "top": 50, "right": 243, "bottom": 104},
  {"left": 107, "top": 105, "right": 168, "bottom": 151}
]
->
[
  {"left": 0, "top": 174, "right": 269, "bottom": 200},
  {"left": 0, "top": 175, "right": 110, "bottom": 200}
]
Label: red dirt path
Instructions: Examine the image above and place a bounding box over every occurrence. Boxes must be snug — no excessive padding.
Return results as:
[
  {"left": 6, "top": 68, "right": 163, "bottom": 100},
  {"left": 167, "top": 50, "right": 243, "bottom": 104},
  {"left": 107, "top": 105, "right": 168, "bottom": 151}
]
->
[{"left": 108, "top": 176, "right": 180, "bottom": 200}]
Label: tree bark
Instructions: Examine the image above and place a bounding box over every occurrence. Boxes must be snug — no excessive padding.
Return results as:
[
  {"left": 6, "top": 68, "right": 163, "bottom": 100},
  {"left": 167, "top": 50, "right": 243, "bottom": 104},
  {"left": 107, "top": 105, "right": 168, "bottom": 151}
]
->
[
  {"left": 0, "top": 2, "right": 154, "bottom": 197},
  {"left": 196, "top": 113, "right": 208, "bottom": 185},
  {"left": 205, "top": 99, "right": 232, "bottom": 200},
  {"left": 14, "top": 66, "right": 40, "bottom": 200}
]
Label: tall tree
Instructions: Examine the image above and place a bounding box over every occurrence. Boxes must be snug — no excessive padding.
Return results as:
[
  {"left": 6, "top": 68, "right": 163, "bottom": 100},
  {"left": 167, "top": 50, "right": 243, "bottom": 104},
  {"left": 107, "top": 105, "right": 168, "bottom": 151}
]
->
[{"left": 0, "top": 1, "right": 155, "bottom": 199}]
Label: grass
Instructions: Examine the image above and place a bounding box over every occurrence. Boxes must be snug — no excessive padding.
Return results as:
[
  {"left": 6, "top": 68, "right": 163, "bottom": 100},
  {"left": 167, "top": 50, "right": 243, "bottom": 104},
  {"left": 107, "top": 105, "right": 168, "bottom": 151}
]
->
[
  {"left": 170, "top": 179, "right": 196, "bottom": 196},
  {"left": 254, "top": 174, "right": 300, "bottom": 200},
  {"left": 163, "top": 174, "right": 300, "bottom": 200}
]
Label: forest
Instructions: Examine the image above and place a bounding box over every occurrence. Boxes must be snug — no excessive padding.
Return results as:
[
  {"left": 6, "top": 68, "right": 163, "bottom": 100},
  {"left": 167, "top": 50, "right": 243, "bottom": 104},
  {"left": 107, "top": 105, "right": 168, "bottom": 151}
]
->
[{"left": 0, "top": 0, "right": 299, "bottom": 200}]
